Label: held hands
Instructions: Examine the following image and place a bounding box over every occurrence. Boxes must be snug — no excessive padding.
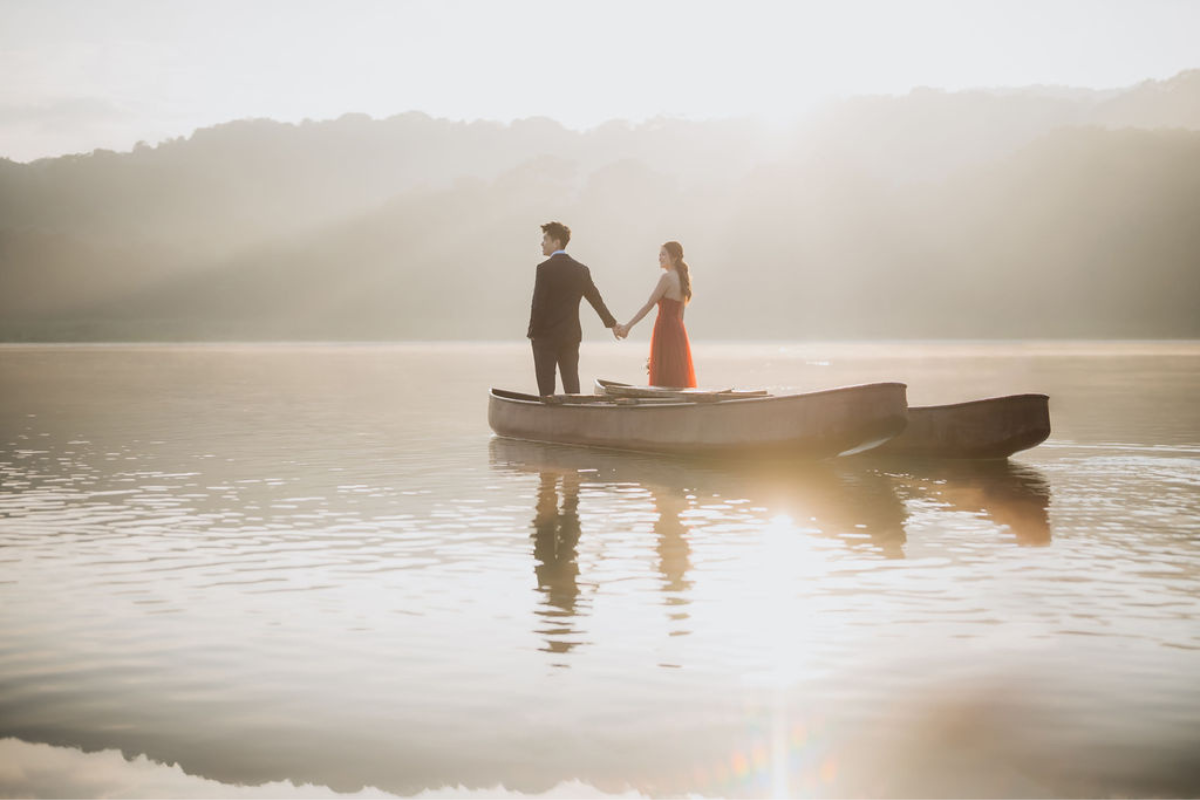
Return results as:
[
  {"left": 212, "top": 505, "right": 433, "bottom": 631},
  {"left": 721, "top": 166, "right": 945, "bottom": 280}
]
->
[{"left": 612, "top": 322, "right": 630, "bottom": 340}]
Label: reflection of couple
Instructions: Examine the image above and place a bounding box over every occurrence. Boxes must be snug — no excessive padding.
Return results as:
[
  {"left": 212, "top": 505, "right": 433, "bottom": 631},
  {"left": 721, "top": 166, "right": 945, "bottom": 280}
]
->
[
  {"left": 526, "top": 221, "right": 696, "bottom": 395},
  {"left": 531, "top": 471, "right": 583, "bottom": 654},
  {"left": 529, "top": 467, "right": 694, "bottom": 654}
]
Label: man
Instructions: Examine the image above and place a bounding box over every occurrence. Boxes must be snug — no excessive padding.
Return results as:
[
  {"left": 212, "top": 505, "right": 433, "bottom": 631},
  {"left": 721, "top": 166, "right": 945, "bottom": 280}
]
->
[{"left": 527, "top": 221, "right": 620, "bottom": 395}]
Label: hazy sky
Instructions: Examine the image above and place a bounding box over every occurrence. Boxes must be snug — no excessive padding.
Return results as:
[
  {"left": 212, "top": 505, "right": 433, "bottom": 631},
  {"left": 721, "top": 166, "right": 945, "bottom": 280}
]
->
[{"left": 2, "top": 0, "right": 1198, "bottom": 161}]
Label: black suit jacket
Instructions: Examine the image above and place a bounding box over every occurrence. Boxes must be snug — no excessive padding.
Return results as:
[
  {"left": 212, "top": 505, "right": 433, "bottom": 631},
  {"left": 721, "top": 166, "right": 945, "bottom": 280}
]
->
[{"left": 527, "top": 253, "right": 617, "bottom": 341}]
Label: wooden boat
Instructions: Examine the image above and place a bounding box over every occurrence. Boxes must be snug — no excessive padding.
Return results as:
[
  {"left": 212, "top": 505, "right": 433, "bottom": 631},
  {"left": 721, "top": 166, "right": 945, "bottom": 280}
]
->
[
  {"left": 488, "top": 382, "right": 908, "bottom": 458},
  {"left": 866, "top": 394, "right": 1050, "bottom": 459}
]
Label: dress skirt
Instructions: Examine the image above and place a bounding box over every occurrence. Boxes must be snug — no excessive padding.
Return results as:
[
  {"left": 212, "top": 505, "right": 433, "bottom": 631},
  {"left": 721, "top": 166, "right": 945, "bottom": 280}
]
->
[{"left": 648, "top": 298, "right": 696, "bottom": 388}]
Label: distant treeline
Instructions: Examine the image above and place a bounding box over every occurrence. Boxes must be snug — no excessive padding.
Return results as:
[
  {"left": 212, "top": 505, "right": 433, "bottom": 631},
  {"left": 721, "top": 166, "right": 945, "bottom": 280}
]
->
[{"left": 2, "top": 70, "right": 1199, "bottom": 340}]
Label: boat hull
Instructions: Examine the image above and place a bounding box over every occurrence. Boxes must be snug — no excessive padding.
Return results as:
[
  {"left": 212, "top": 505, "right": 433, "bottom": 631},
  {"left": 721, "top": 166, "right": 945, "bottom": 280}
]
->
[
  {"left": 488, "top": 383, "right": 908, "bottom": 458},
  {"left": 868, "top": 394, "right": 1050, "bottom": 459}
]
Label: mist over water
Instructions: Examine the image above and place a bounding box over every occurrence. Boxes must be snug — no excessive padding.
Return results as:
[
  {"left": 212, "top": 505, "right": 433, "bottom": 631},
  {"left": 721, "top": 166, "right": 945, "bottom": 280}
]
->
[{"left": 2, "top": 342, "right": 1198, "bottom": 798}]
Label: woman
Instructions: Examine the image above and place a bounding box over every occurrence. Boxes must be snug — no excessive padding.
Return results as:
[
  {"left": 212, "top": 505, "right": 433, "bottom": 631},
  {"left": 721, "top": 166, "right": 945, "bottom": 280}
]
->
[{"left": 614, "top": 241, "right": 696, "bottom": 388}]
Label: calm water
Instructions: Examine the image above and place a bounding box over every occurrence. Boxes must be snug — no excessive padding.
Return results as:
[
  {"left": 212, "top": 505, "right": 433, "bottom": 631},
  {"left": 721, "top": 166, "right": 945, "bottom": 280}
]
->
[{"left": 1, "top": 342, "right": 1198, "bottom": 798}]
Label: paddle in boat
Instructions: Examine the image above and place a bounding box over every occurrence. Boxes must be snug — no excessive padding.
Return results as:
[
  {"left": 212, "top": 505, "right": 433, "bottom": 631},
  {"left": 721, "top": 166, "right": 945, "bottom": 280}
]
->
[
  {"left": 593, "top": 377, "right": 770, "bottom": 400},
  {"left": 488, "top": 380, "right": 908, "bottom": 458}
]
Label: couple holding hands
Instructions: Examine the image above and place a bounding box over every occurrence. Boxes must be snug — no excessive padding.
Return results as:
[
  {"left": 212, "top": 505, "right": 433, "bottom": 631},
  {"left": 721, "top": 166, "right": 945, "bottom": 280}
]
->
[{"left": 527, "top": 221, "right": 696, "bottom": 396}]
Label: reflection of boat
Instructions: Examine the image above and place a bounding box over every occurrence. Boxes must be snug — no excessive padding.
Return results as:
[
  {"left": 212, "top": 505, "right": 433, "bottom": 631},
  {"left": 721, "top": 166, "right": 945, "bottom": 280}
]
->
[
  {"left": 488, "top": 437, "right": 910, "bottom": 558},
  {"left": 868, "top": 394, "right": 1050, "bottom": 459},
  {"left": 491, "top": 437, "right": 1055, "bottom": 555},
  {"left": 888, "top": 459, "right": 1052, "bottom": 545},
  {"left": 488, "top": 382, "right": 908, "bottom": 458}
]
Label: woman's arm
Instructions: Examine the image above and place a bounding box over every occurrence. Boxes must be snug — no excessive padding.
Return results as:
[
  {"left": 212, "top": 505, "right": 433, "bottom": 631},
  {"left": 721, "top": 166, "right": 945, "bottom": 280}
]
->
[{"left": 620, "top": 273, "right": 671, "bottom": 334}]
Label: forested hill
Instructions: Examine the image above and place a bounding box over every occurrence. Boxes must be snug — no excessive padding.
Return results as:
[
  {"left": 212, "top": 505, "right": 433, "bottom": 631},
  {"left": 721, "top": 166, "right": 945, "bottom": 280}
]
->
[{"left": 2, "top": 70, "right": 1198, "bottom": 341}]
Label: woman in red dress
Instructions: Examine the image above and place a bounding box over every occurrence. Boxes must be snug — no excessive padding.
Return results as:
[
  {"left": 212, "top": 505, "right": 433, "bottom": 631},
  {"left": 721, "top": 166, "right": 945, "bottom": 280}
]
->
[{"left": 614, "top": 241, "right": 696, "bottom": 388}]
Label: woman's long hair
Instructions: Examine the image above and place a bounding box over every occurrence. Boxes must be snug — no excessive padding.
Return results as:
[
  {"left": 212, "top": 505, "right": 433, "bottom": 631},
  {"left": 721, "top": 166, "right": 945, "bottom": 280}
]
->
[{"left": 663, "top": 241, "right": 692, "bottom": 302}]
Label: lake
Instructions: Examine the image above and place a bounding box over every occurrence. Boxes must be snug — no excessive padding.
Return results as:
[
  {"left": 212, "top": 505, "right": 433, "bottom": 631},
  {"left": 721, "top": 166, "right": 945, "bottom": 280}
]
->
[{"left": 1, "top": 342, "right": 1198, "bottom": 798}]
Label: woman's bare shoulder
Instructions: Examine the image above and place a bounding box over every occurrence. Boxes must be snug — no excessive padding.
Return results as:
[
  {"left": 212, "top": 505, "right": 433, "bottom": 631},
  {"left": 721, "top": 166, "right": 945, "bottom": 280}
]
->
[{"left": 663, "top": 270, "right": 684, "bottom": 297}]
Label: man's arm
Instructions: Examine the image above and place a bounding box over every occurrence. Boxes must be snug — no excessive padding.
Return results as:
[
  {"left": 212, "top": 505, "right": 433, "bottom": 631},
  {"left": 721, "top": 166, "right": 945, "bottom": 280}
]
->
[
  {"left": 527, "top": 263, "right": 547, "bottom": 338},
  {"left": 581, "top": 267, "right": 617, "bottom": 329}
]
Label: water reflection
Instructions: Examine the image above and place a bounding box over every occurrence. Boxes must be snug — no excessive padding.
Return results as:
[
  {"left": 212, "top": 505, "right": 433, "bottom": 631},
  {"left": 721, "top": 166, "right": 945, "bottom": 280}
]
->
[
  {"left": 531, "top": 471, "right": 585, "bottom": 655},
  {"left": 883, "top": 459, "right": 1053, "bottom": 546},
  {"left": 490, "top": 437, "right": 910, "bottom": 563},
  {"left": 491, "top": 438, "right": 1055, "bottom": 569},
  {"left": 6, "top": 345, "right": 1199, "bottom": 799},
  {"left": 651, "top": 487, "right": 694, "bottom": 630}
]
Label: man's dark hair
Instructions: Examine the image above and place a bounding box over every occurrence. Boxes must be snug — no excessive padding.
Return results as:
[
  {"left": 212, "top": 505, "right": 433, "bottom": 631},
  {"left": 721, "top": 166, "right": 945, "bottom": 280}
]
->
[{"left": 541, "top": 221, "right": 571, "bottom": 249}]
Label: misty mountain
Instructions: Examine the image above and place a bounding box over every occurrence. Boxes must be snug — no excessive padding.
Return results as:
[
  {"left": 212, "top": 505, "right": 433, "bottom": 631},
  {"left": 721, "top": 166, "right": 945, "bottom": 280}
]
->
[
  {"left": 1, "top": 70, "right": 1198, "bottom": 341},
  {"left": 0, "top": 113, "right": 780, "bottom": 257},
  {"left": 801, "top": 69, "right": 1200, "bottom": 182}
]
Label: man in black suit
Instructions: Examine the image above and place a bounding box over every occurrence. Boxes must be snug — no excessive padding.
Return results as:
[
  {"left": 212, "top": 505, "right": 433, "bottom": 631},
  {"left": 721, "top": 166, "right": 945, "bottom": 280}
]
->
[{"left": 527, "top": 221, "right": 620, "bottom": 395}]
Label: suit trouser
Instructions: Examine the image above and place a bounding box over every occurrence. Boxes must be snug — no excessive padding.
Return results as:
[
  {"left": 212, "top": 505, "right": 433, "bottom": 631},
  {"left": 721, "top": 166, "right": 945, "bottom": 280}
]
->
[{"left": 531, "top": 337, "right": 580, "bottom": 395}]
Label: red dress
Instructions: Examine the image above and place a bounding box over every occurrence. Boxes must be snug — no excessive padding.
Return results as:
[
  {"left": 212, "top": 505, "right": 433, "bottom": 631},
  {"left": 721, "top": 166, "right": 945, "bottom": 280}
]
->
[{"left": 648, "top": 298, "right": 696, "bottom": 388}]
